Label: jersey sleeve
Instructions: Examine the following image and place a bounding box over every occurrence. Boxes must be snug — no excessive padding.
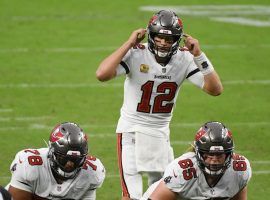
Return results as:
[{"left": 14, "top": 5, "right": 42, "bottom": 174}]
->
[
  {"left": 162, "top": 152, "right": 197, "bottom": 193},
  {"left": 116, "top": 49, "right": 131, "bottom": 76},
  {"left": 85, "top": 156, "right": 106, "bottom": 190},
  {"left": 162, "top": 159, "right": 185, "bottom": 193},
  {"left": 234, "top": 155, "right": 252, "bottom": 190},
  {"left": 9, "top": 150, "right": 39, "bottom": 193},
  {"left": 93, "top": 158, "right": 106, "bottom": 189}
]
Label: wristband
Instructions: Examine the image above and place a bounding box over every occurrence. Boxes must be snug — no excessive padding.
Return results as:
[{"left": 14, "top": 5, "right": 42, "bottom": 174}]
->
[{"left": 193, "top": 52, "right": 214, "bottom": 75}]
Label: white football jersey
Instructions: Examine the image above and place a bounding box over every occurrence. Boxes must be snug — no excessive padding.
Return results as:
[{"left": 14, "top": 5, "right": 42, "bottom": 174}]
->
[
  {"left": 143, "top": 152, "right": 252, "bottom": 199},
  {"left": 116, "top": 43, "right": 204, "bottom": 136},
  {"left": 8, "top": 148, "right": 105, "bottom": 200}
]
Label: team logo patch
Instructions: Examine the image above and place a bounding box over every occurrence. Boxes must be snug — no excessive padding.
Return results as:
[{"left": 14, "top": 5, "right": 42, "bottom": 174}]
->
[
  {"left": 201, "top": 61, "right": 209, "bottom": 69},
  {"left": 140, "top": 64, "right": 149, "bottom": 73},
  {"left": 11, "top": 163, "right": 17, "bottom": 172},
  {"left": 164, "top": 176, "right": 172, "bottom": 184}
]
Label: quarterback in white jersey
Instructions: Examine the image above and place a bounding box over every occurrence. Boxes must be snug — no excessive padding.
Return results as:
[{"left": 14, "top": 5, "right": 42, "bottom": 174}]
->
[
  {"left": 7, "top": 122, "right": 105, "bottom": 200},
  {"left": 116, "top": 42, "right": 204, "bottom": 134},
  {"left": 96, "top": 10, "right": 223, "bottom": 200},
  {"left": 142, "top": 122, "right": 252, "bottom": 200}
]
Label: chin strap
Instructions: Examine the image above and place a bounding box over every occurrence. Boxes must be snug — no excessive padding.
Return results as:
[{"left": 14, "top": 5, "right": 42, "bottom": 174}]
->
[
  {"left": 204, "top": 166, "right": 224, "bottom": 175},
  {"left": 154, "top": 49, "right": 169, "bottom": 58}
]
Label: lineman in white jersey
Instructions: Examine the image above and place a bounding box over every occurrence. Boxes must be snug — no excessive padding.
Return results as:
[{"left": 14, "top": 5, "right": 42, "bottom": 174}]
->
[
  {"left": 7, "top": 122, "right": 105, "bottom": 200},
  {"left": 96, "top": 10, "right": 223, "bottom": 200},
  {"left": 142, "top": 122, "right": 252, "bottom": 200}
]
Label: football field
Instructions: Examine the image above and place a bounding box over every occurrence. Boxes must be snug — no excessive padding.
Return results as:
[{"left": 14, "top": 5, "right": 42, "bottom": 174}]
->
[{"left": 0, "top": 0, "right": 270, "bottom": 199}]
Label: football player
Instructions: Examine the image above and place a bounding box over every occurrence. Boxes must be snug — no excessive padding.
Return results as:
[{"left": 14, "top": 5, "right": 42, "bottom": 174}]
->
[
  {"left": 141, "top": 122, "right": 252, "bottom": 200},
  {"left": 96, "top": 10, "right": 223, "bottom": 200},
  {"left": 7, "top": 122, "right": 105, "bottom": 200}
]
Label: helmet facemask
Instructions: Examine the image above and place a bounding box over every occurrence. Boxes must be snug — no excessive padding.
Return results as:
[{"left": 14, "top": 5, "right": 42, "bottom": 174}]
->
[
  {"left": 149, "top": 33, "right": 181, "bottom": 59},
  {"left": 49, "top": 148, "right": 86, "bottom": 179},
  {"left": 196, "top": 149, "right": 233, "bottom": 176}
]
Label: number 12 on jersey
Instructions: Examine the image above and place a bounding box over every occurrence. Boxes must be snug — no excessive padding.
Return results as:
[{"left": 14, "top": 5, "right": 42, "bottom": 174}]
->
[{"left": 137, "top": 81, "right": 178, "bottom": 113}]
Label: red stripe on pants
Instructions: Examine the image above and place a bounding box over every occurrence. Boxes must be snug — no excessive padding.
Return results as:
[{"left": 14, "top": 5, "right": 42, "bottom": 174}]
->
[{"left": 117, "top": 133, "right": 130, "bottom": 198}]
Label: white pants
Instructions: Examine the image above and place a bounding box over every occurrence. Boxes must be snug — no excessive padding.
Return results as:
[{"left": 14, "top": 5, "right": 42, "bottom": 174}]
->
[{"left": 117, "top": 132, "right": 172, "bottom": 200}]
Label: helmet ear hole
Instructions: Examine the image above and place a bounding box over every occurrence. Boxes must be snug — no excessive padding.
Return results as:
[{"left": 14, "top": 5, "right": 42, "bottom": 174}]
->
[{"left": 173, "top": 36, "right": 180, "bottom": 42}]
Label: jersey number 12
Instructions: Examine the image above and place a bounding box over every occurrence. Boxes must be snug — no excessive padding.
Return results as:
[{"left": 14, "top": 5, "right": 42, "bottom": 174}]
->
[{"left": 137, "top": 81, "right": 178, "bottom": 113}]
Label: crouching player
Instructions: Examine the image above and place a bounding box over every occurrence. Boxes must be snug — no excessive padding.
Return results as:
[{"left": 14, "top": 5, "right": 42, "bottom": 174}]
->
[
  {"left": 142, "top": 121, "right": 252, "bottom": 200},
  {"left": 7, "top": 122, "right": 105, "bottom": 200}
]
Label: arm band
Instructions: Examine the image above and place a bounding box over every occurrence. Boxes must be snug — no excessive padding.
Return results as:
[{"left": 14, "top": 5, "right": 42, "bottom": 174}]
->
[{"left": 193, "top": 52, "right": 214, "bottom": 75}]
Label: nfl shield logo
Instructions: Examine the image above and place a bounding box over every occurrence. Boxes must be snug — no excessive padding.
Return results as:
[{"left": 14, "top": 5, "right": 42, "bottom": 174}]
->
[
  {"left": 57, "top": 186, "right": 61, "bottom": 191},
  {"left": 162, "top": 68, "right": 166, "bottom": 73}
]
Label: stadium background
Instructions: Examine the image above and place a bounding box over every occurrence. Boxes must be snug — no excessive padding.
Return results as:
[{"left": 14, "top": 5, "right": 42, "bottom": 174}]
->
[{"left": 0, "top": 0, "right": 269, "bottom": 199}]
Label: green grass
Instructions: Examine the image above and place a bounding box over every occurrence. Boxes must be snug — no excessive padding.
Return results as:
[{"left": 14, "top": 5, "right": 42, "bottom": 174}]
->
[{"left": 0, "top": 0, "right": 270, "bottom": 199}]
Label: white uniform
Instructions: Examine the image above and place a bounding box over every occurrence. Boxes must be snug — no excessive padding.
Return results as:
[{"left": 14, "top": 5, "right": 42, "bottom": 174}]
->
[
  {"left": 116, "top": 43, "right": 204, "bottom": 137},
  {"left": 8, "top": 148, "right": 105, "bottom": 200},
  {"left": 115, "top": 43, "right": 205, "bottom": 199},
  {"left": 141, "top": 152, "right": 252, "bottom": 200}
]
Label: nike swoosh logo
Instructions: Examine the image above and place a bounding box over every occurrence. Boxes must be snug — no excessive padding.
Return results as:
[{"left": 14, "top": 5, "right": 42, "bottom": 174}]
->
[{"left": 173, "top": 170, "right": 177, "bottom": 178}]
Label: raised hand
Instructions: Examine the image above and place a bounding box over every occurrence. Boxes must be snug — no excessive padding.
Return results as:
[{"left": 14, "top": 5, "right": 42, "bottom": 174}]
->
[
  {"left": 127, "top": 28, "right": 147, "bottom": 47},
  {"left": 180, "top": 34, "right": 202, "bottom": 56}
]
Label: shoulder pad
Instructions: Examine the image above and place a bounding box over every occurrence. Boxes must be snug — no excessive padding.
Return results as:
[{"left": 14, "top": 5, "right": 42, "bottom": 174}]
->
[
  {"left": 231, "top": 153, "right": 252, "bottom": 182},
  {"left": 82, "top": 155, "right": 105, "bottom": 184}
]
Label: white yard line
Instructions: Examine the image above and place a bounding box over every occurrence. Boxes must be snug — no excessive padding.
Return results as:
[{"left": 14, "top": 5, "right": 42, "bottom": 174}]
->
[
  {"left": 211, "top": 17, "right": 270, "bottom": 27},
  {"left": 0, "top": 116, "right": 51, "bottom": 122},
  {"left": 139, "top": 5, "right": 270, "bottom": 16},
  {"left": 0, "top": 47, "right": 117, "bottom": 53},
  {"left": 0, "top": 109, "right": 13, "bottom": 113},
  {"left": 0, "top": 44, "right": 270, "bottom": 54},
  {"left": 0, "top": 80, "right": 269, "bottom": 89},
  {"left": 140, "top": 5, "right": 270, "bottom": 27}
]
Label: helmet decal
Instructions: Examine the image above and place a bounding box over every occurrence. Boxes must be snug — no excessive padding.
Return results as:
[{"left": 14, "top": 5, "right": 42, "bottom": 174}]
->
[
  {"left": 227, "top": 130, "right": 233, "bottom": 138},
  {"left": 50, "top": 126, "right": 64, "bottom": 143},
  {"left": 148, "top": 15, "right": 158, "bottom": 25},
  {"left": 178, "top": 18, "right": 183, "bottom": 28},
  {"left": 195, "top": 127, "right": 207, "bottom": 141}
]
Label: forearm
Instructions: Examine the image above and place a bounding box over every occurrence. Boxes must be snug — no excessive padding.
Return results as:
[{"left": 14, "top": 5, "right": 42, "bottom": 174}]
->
[
  {"left": 231, "top": 186, "right": 248, "bottom": 200},
  {"left": 8, "top": 186, "right": 33, "bottom": 200},
  {"left": 193, "top": 52, "right": 223, "bottom": 96},
  {"left": 203, "top": 71, "right": 223, "bottom": 96},
  {"left": 96, "top": 41, "right": 133, "bottom": 82}
]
